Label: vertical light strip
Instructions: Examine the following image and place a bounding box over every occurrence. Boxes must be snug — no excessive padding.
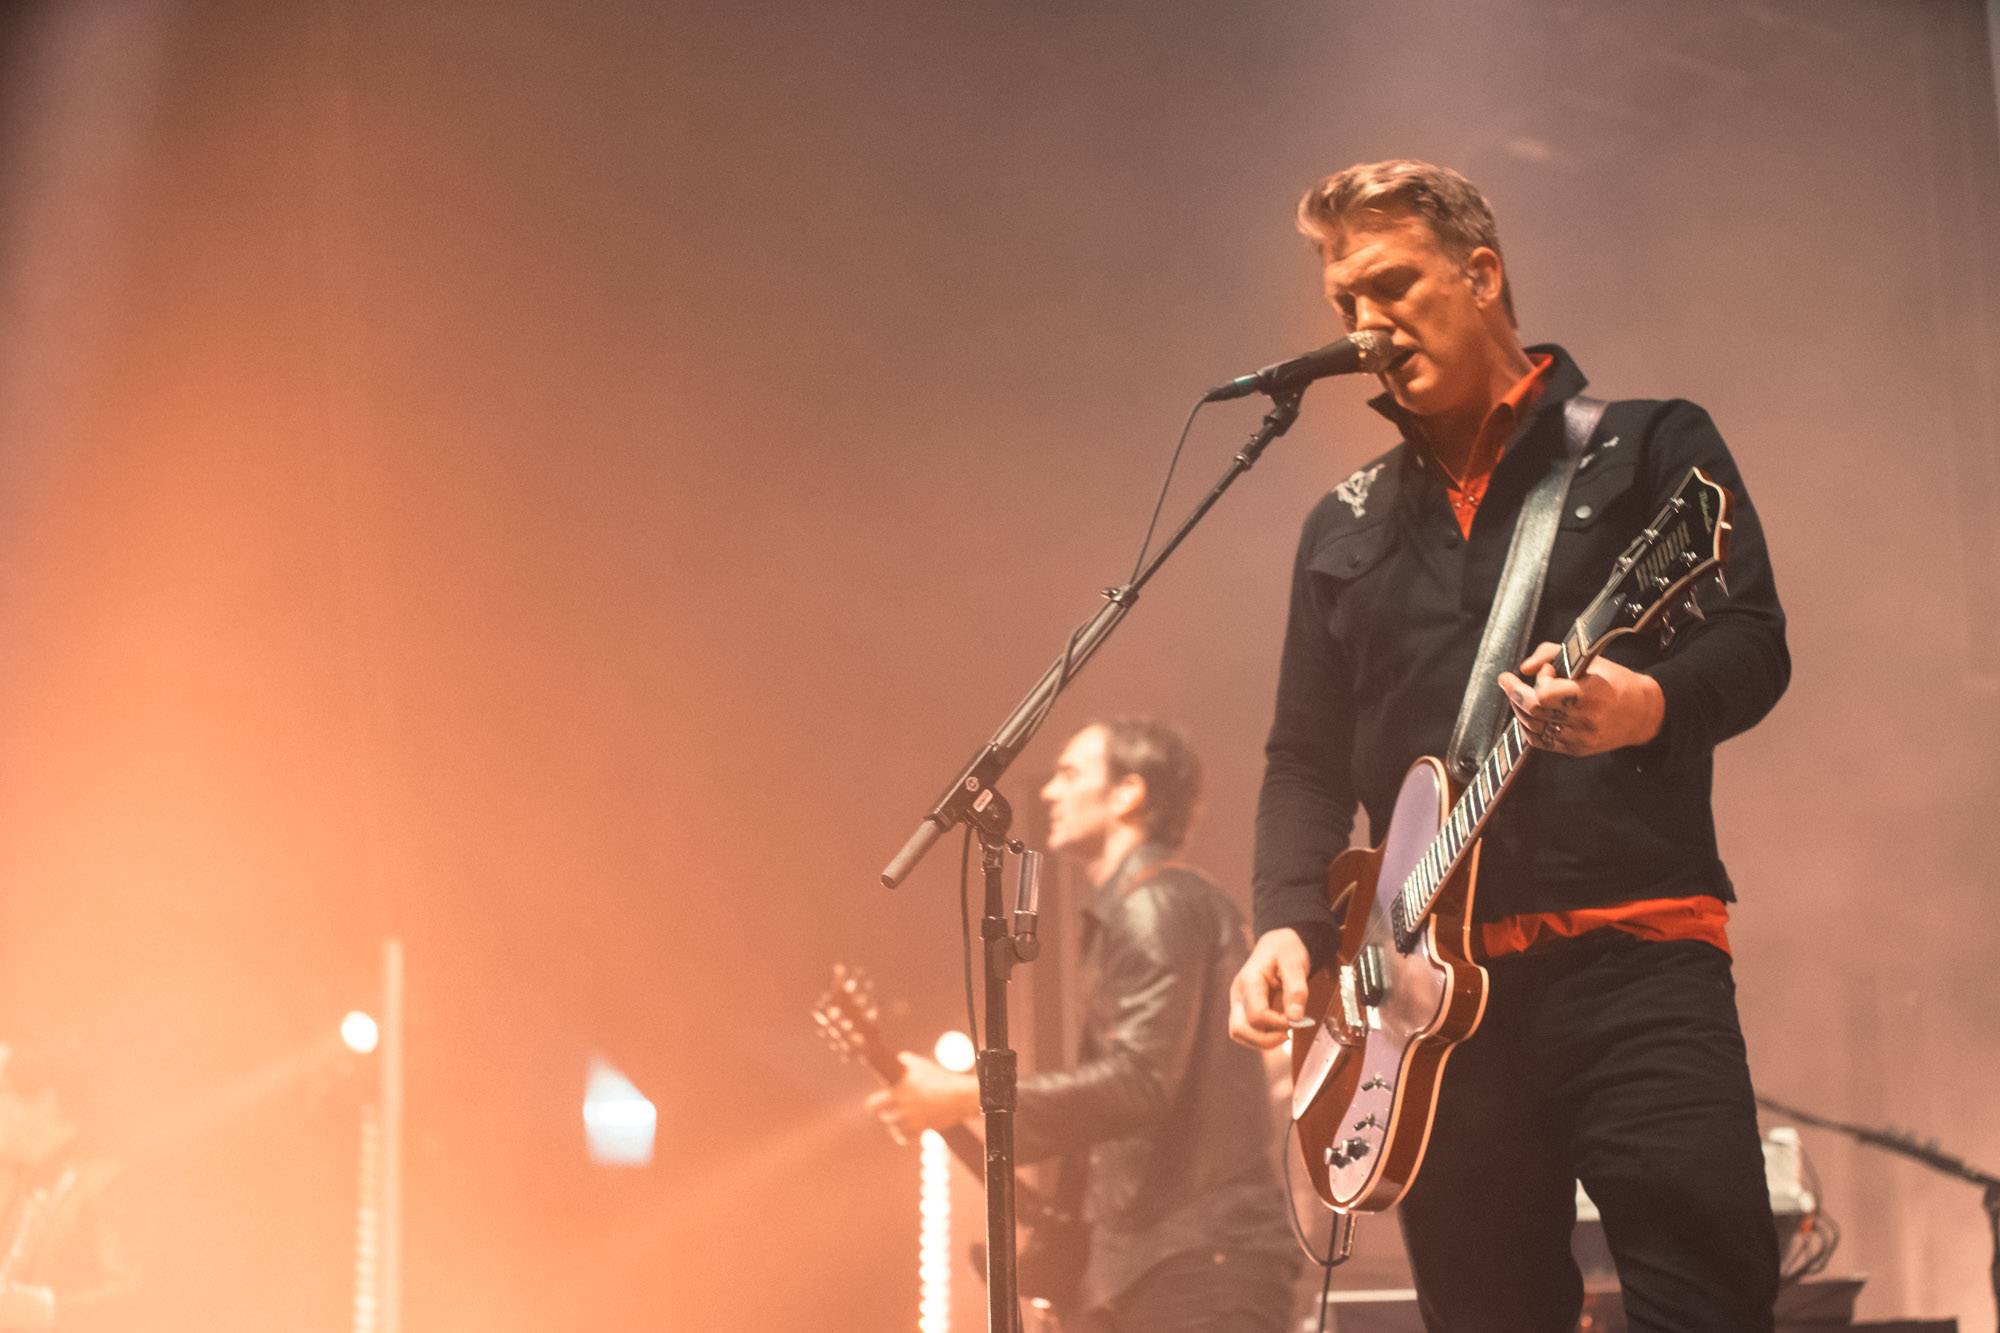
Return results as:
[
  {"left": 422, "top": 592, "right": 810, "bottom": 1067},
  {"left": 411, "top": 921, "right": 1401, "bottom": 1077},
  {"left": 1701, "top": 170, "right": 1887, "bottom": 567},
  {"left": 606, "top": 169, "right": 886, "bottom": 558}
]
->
[
  {"left": 380, "top": 937, "right": 404, "bottom": 1333},
  {"left": 352, "top": 1101, "right": 381, "bottom": 1333},
  {"left": 918, "top": 1130, "right": 952, "bottom": 1333}
]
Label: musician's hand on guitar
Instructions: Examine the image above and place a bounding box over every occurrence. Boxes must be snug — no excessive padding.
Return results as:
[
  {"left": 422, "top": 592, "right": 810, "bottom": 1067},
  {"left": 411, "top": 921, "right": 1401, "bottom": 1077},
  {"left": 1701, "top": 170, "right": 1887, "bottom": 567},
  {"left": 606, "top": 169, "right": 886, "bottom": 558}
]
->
[
  {"left": 864, "top": 1053, "right": 980, "bottom": 1144},
  {"left": 1229, "top": 927, "right": 1311, "bottom": 1050},
  {"left": 1500, "top": 642, "right": 1665, "bottom": 757}
]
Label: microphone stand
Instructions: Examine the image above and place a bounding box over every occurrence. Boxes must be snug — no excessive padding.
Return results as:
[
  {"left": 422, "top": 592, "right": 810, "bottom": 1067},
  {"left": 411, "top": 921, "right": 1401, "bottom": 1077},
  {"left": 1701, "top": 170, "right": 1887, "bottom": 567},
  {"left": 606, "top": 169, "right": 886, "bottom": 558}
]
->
[
  {"left": 880, "top": 387, "right": 1306, "bottom": 1333},
  {"left": 1758, "top": 1094, "right": 2000, "bottom": 1330}
]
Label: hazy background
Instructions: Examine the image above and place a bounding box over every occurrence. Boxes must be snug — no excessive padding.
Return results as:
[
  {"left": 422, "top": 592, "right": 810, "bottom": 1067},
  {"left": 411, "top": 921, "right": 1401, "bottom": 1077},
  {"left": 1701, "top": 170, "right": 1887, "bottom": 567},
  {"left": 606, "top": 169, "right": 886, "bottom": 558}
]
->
[{"left": 2, "top": 2, "right": 1997, "bottom": 1329}]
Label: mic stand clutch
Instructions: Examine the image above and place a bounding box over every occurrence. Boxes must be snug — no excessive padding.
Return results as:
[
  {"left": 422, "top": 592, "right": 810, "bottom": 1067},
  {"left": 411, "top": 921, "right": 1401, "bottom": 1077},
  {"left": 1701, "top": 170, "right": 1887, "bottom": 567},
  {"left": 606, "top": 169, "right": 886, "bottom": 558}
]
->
[{"left": 879, "top": 388, "right": 1307, "bottom": 1333}]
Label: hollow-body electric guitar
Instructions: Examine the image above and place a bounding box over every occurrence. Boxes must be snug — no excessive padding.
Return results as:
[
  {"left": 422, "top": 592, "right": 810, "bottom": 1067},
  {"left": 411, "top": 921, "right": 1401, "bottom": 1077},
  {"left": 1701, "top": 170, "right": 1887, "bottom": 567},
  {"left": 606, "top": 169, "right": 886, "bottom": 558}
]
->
[{"left": 1291, "top": 465, "right": 1734, "bottom": 1212}]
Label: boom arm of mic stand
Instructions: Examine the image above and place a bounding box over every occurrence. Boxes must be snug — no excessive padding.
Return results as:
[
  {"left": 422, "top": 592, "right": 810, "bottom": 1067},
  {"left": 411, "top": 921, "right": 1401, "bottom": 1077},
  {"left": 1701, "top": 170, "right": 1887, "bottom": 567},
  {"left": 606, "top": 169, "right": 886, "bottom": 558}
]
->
[
  {"left": 1758, "top": 1092, "right": 2000, "bottom": 1331},
  {"left": 880, "top": 389, "right": 1303, "bottom": 888}
]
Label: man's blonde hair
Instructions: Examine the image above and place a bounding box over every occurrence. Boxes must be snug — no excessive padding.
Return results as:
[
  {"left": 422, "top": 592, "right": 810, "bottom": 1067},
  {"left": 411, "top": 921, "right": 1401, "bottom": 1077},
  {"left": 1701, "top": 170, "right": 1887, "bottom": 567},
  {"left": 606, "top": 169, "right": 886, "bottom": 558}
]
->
[{"left": 1296, "top": 159, "right": 1516, "bottom": 327}]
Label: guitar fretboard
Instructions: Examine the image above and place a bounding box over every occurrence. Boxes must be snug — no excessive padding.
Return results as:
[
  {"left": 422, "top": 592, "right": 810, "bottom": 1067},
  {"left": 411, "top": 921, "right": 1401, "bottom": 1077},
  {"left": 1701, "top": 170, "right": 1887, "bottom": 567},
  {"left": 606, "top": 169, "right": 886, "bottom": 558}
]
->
[
  {"left": 1388, "top": 706, "right": 1540, "bottom": 952},
  {"left": 1384, "top": 489, "right": 1711, "bottom": 952}
]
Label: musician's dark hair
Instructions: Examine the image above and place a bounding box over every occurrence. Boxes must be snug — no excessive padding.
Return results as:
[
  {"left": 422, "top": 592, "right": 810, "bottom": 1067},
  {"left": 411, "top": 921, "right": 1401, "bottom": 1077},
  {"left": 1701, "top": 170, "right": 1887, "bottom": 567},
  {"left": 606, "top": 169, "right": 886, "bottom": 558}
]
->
[
  {"left": 1089, "top": 716, "right": 1203, "bottom": 851},
  {"left": 1296, "top": 158, "right": 1517, "bottom": 326}
]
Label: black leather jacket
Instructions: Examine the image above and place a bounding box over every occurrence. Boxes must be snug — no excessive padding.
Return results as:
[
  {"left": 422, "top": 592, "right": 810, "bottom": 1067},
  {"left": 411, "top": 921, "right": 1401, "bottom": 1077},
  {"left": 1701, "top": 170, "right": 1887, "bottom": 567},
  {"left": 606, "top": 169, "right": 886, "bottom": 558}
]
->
[{"left": 1015, "top": 845, "right": 1294, "bottom": 1313}]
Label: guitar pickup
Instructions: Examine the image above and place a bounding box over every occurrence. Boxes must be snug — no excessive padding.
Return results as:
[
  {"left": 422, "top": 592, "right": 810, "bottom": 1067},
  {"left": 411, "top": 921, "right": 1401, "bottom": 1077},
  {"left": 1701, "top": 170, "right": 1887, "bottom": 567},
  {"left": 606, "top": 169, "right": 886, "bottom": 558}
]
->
[{"left": 1355, "top": 944, "right": 1387, "bottom": 1008}]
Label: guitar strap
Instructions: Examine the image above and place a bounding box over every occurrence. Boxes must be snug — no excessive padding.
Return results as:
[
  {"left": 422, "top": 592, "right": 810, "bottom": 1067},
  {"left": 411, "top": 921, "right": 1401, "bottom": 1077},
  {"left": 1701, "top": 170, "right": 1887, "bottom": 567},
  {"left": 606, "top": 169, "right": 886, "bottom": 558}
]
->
[{"left": 1444, "top": 394, "right": 1607, "bottom": 783}]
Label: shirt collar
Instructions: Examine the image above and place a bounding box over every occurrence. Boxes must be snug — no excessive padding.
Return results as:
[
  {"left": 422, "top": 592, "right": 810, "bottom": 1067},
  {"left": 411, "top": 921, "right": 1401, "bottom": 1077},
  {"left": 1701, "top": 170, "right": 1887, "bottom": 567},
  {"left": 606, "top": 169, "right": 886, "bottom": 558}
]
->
[{"left": 1368, "top": 343, "right": 1588, "bottom": 473}]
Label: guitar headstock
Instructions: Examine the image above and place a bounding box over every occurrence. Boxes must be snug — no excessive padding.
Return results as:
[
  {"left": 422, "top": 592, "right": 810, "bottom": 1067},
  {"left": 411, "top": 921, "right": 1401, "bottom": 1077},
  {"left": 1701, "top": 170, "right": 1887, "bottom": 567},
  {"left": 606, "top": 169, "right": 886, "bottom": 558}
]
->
[
  {"left": 1575, "top": 466, "right": 1733, "bottom": 655},
  {"left": 812, "top": 964, "right": 899, "bottom": 1084}
]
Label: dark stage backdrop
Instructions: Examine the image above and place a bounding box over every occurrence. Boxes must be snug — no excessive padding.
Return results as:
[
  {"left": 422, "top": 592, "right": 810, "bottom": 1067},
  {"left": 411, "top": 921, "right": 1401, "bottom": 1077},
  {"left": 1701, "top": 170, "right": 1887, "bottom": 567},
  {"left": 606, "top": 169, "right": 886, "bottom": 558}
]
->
[{"left": 2, "top": 2, "right": 1997, "bottom": 1329}]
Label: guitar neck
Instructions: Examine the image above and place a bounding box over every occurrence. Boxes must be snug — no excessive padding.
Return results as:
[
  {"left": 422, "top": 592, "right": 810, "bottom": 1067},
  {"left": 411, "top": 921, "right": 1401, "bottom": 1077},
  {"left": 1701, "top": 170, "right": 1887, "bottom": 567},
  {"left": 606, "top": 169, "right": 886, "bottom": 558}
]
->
[{"left": 1394, "top": 617, "right": 1606, "bottom": 943}]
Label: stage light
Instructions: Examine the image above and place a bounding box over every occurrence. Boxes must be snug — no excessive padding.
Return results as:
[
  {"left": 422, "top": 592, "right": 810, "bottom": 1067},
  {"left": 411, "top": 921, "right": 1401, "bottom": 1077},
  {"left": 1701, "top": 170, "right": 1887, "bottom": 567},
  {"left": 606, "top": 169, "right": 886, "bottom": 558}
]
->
[
  {"left": 932, "top": 1030, "right": 976, "bottom": 1073},
  {"left": 583, "top": 1057, "right": 657, "bottom": 1167},
  {"left": 341, "top": 1011, "right": 380, "bottom": 1055},
  {"left": 918, "top": 1129, "right": 952, "bottom": 1333}
]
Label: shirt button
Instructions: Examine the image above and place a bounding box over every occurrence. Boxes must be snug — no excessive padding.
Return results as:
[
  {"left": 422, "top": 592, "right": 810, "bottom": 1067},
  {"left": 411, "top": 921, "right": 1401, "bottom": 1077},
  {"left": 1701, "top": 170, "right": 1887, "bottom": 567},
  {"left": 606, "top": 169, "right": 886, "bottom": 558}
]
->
[{"left": 1573, "top": 503, "right": 1593, "bottom": 521}]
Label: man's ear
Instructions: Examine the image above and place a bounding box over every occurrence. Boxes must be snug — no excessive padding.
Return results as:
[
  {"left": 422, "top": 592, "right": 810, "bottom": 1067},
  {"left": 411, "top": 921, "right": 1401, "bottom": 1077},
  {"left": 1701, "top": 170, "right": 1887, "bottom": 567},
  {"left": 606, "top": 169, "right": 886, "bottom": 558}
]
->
[
  {"left": 1465, "top": 246, "right": 1504, "bottom": 309},
  {"left": 1109, "top": 772, "right": 1148, "bottom": 824}
]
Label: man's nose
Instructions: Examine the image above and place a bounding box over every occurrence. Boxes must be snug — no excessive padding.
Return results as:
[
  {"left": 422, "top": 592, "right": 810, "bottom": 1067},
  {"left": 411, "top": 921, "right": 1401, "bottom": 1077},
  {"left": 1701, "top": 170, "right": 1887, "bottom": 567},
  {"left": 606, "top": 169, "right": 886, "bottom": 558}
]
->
[{"left": 1351, "top": 296, "right": 1392, "bottom": 330}]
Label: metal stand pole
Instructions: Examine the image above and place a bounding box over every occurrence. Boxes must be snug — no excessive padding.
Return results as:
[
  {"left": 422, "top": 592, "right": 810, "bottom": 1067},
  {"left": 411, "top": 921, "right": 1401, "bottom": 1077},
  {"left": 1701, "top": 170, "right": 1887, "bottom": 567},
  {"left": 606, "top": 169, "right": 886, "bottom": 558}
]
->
[{"left": 977, "top": 834, "right": 1020, "bottom": 1333}]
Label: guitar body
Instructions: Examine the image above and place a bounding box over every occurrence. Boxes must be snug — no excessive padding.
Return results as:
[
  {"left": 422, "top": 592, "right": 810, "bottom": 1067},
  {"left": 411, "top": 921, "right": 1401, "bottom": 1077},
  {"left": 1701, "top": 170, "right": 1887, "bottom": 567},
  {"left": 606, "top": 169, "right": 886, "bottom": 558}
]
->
[{"left": 1290, "top": 756, "right": 1490, "bottom": 1212}]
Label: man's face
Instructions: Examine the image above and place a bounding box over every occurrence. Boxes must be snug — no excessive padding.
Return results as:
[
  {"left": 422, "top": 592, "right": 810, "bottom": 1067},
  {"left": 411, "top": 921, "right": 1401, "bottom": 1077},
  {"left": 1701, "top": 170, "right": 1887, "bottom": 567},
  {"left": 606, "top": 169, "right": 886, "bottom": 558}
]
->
[
  {"left": 1321, "top": 209, "right": 1504, "bottom": 421},
  {"left": 1040, "top": 726, "right": 1124, "bottom": 858}
]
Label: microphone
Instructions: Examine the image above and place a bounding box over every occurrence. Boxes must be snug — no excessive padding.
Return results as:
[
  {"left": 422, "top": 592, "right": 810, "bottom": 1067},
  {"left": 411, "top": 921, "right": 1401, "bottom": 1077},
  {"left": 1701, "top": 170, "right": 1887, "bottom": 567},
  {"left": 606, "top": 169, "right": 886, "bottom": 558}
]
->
[{"left": 1202, "top": 330, "right": 1398, "bottom": 403}]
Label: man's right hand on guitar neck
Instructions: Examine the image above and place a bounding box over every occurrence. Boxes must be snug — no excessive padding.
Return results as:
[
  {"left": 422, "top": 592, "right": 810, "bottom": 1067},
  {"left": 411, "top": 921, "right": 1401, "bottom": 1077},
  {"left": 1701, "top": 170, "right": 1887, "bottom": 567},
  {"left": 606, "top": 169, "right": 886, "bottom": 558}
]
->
[{"left": 1228, "top": 927, "right": 1311, "bottom": 1050}]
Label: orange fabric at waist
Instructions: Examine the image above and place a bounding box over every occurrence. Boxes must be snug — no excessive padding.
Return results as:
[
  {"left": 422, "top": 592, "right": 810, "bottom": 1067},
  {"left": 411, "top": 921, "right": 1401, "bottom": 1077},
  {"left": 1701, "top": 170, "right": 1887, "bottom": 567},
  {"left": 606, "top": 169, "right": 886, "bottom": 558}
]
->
[{"left": 1477, "top": 895, "right": 1731, "bottom": 961}]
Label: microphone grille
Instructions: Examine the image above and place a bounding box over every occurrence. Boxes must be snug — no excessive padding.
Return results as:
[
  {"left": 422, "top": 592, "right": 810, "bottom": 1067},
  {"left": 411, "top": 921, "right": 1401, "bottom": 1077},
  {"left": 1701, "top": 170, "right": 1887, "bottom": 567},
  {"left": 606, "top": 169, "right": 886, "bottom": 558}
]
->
[{"left": 1351, "top": 330, "right": 1397, "bottom": 373}]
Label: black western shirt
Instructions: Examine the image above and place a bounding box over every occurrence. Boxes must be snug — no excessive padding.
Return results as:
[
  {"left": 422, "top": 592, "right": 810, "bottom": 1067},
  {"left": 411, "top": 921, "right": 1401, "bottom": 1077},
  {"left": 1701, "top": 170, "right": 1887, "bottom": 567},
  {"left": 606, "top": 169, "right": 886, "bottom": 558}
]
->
[{"left": 1251, "top": 346, "right": 1789, "bottom": 955}]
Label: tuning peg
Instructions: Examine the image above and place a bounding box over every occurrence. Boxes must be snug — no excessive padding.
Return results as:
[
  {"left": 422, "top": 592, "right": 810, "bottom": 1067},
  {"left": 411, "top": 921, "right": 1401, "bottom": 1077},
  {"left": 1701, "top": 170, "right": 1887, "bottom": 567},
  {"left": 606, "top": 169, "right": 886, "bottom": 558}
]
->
[
  {"left": 1681, "top": 592, "right": 1706, "bottom": 623},
  {"left": 1658, "top": 617, "right": 1677, "bottom": 649},
  {"left": 1711, "top": 568, "right": 1729, "bottom": 598}
]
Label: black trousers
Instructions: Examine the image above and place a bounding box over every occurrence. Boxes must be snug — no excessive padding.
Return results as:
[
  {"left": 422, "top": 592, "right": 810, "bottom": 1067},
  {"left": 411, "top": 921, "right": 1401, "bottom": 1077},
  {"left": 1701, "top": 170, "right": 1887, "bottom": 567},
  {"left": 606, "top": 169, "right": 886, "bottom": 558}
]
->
[
  {"left": 1398, "top": 932, "right": 1779, "bottom": 1333},
  {"left": 1068, "top": 1248, "right": 1298, "bottom": 1333}
]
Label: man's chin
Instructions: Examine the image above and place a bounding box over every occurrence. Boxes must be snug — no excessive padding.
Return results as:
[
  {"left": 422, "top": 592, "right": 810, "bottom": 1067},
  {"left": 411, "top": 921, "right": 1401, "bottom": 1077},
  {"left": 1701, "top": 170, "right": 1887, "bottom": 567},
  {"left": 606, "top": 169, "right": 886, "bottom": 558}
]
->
[
  {"left": 1046, "top": 831, "right": 1094, "bottom": 860},
  {"left": 1386, "top": 368, "right": 1439, "bottom": 414}
]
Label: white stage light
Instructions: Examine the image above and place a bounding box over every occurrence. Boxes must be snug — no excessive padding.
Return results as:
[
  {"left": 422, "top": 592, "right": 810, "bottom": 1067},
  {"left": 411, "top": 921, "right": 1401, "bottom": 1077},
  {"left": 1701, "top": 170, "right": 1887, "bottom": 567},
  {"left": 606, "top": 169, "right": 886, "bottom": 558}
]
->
[
  {"left": 932, "top": 1030, "right": 976, "bottom": 1074},
  {"left": 341, "top": 1010, "right": 380, "bottom": 1055},
  {"left": 919, "top": 1130, "right": 953, "bottom": 1333},
  {"left": 583, "top": 1057, "right": 657, "bottom": 1167}
]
